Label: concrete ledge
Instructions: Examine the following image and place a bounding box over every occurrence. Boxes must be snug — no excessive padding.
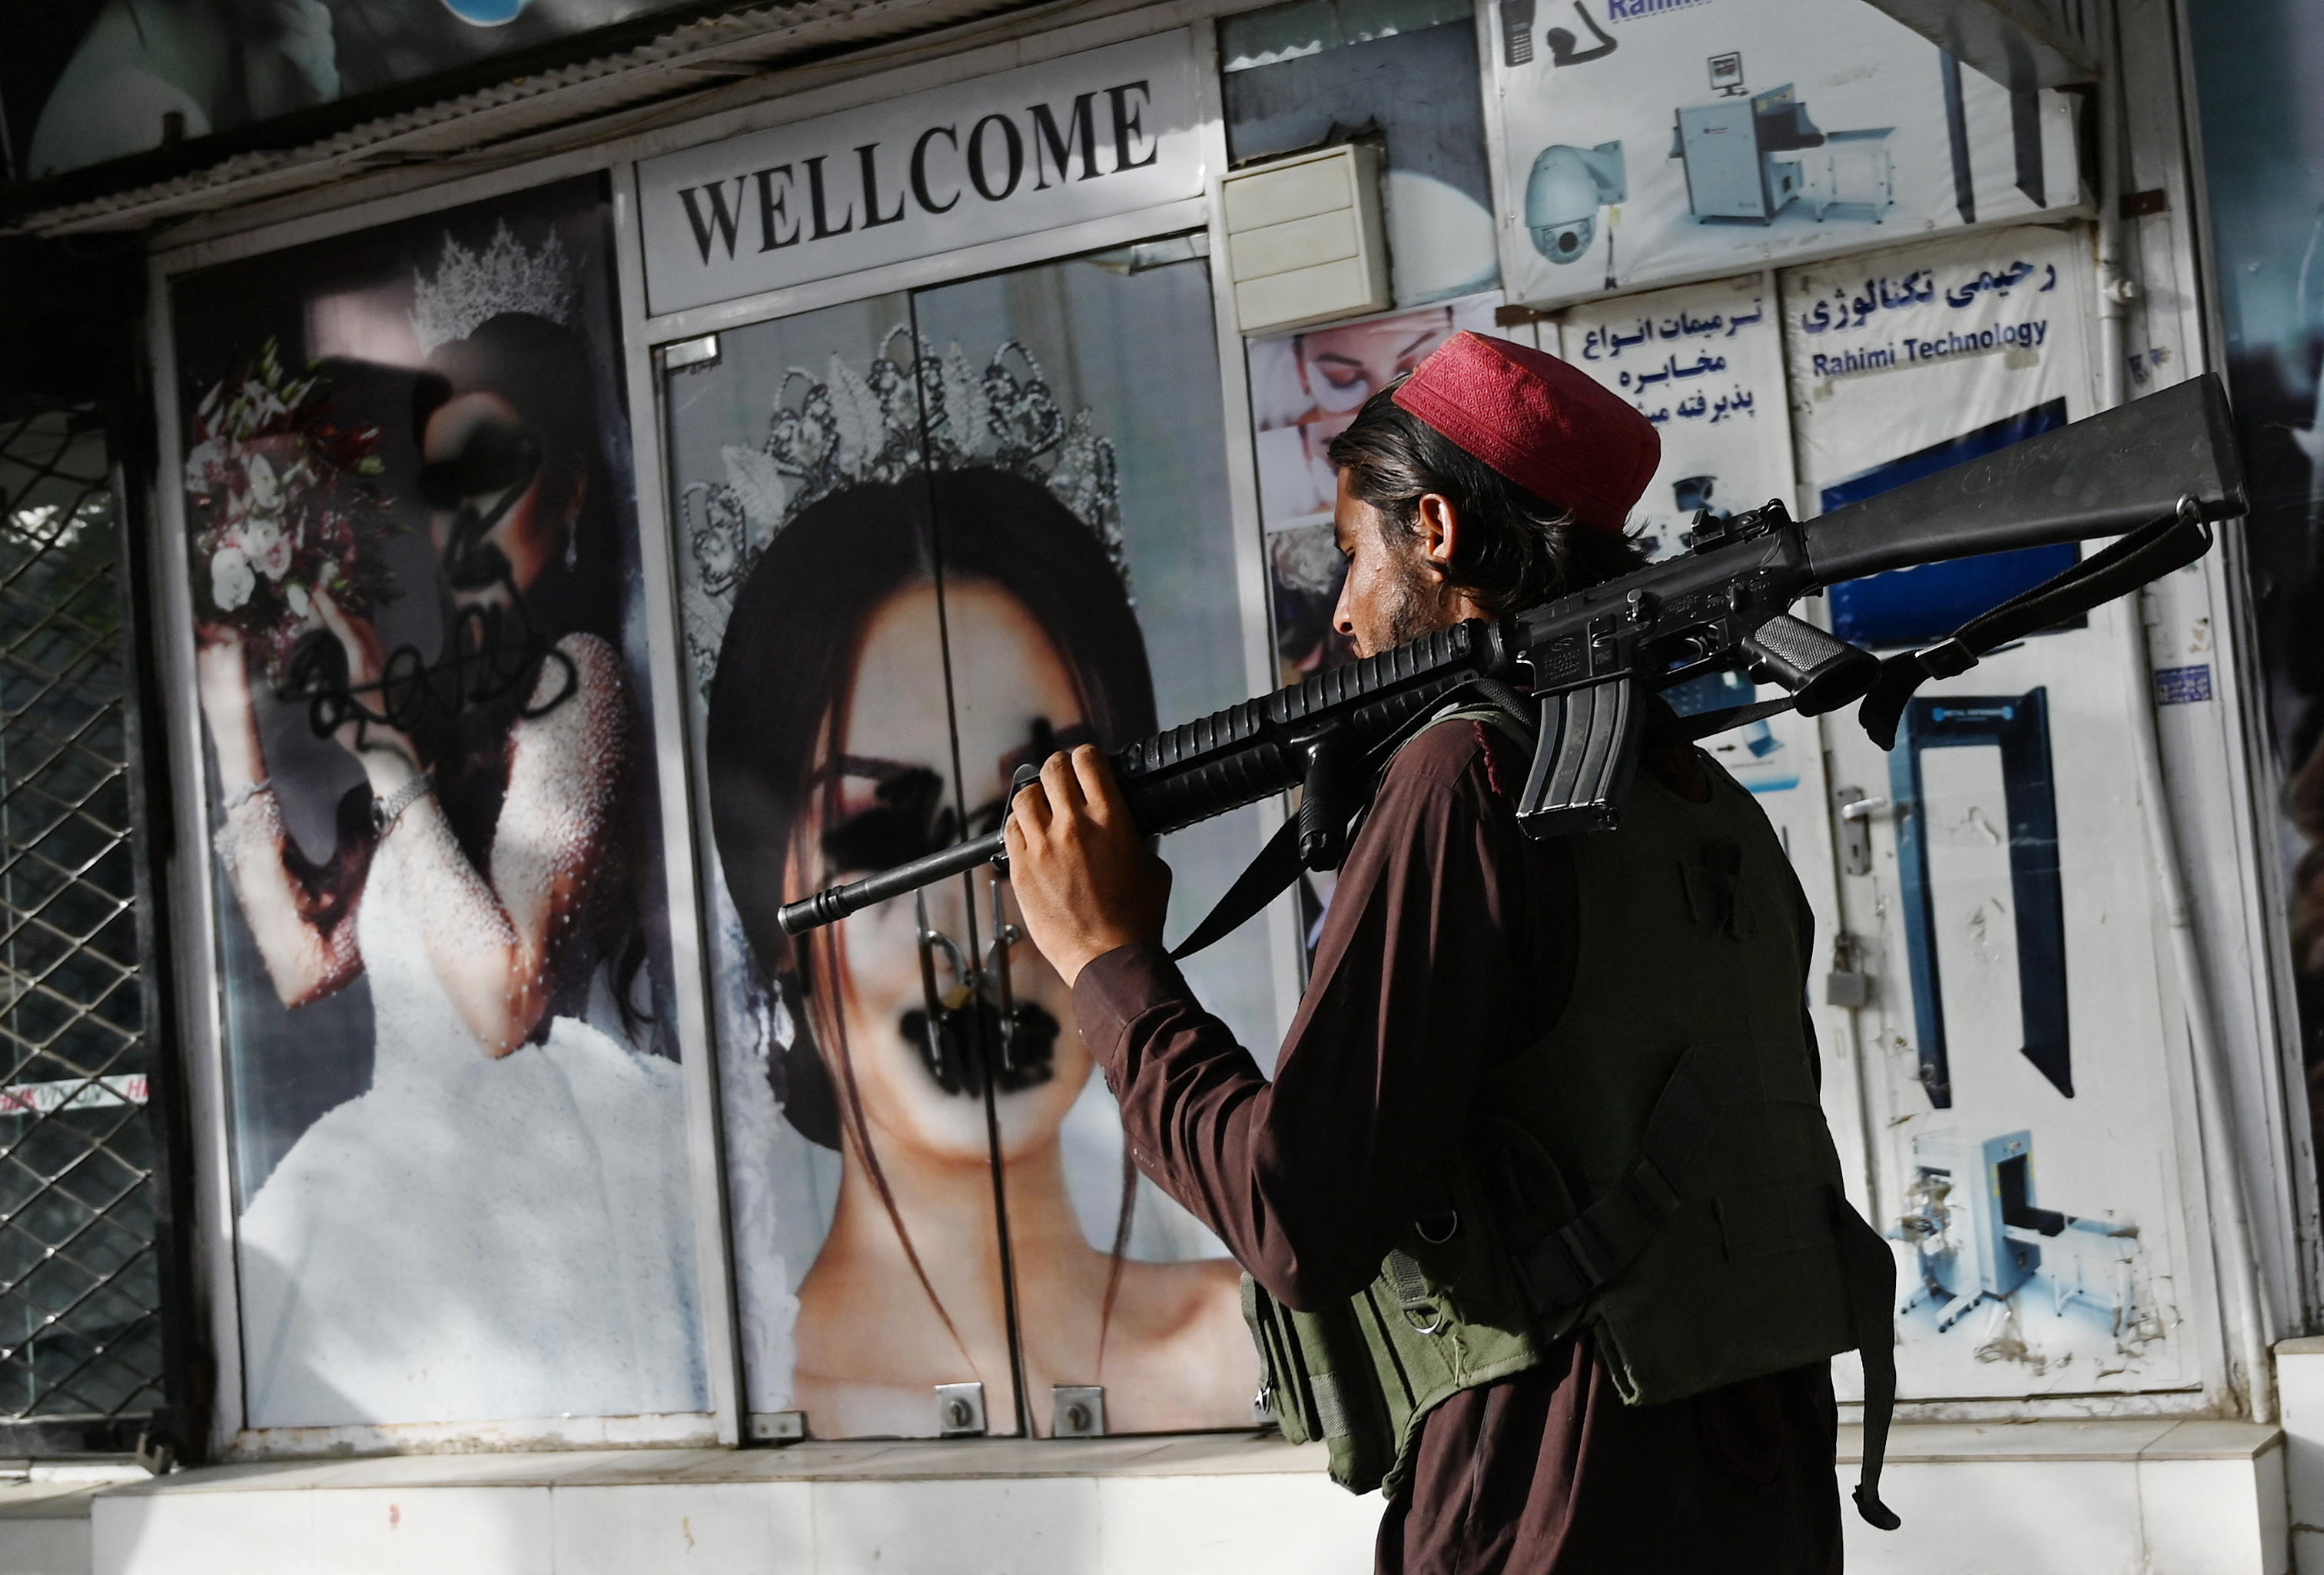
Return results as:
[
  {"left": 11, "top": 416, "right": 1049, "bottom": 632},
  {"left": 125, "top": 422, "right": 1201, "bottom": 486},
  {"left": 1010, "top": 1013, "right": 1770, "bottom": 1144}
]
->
[
  {"left": 89, "top": 1434, "right": 1380, "bottom": 1575},
  {"left": 1838, "top": 1419, "right": 2286, "bottom": 1575},
  {"left": 1838, "top": 1417, "right": 2284, "bottom": 1463},
  {"left": 94, "top": 1431, "right": 1323, "bottom": 1494},
  {"left": 22, "top": 1421, "right": 2288, "bottom": 1575},
  {"left": 0, "top": 1472, "right": 144, "bottom": 1575}
]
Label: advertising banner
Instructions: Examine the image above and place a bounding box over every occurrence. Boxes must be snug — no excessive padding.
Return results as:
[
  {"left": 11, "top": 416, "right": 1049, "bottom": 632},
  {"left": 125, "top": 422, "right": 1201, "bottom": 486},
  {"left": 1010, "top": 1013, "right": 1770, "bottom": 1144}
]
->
[
  {"left": 1556, "top": 270, "right": 1786, "bottom": 561},
  {"left": 636, "top": 32, "right": 1205, "bottom": 317},
  {"left": 1784, "top": 227, "right": 2199, "bottom": 1399},
  {"left": 5, "top": 1, "right": 702, "bottom": 181},
  {"left": 171, "top": 175, "right": 707, "bottom": 1429},
  {"left": 1486, "top": 0, "right": 2082, "bottom": 310},
  {"left": 1783, "top": 223, "right": 2095, "bottom": 648},
  {"left": 662, "top": 247, "right": 1270, "bottom": 1437},
  {"left": 1559, "top": 270, "right": 1804, "bottom": 796}
]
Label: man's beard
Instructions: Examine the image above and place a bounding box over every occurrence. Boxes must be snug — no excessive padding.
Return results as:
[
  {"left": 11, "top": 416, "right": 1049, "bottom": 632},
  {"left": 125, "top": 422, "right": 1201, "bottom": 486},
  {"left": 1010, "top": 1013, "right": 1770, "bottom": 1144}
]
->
[{"left": 1374, "top": 550, "right": 1443, "bottom": 653}]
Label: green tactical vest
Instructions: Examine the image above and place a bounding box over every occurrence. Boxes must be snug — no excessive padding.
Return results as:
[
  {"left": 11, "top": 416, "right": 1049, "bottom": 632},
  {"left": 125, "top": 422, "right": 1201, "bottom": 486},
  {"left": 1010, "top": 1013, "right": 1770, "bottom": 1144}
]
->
[{"left": 1243, "top": 708, "right": 1900, "bottom": 1529}]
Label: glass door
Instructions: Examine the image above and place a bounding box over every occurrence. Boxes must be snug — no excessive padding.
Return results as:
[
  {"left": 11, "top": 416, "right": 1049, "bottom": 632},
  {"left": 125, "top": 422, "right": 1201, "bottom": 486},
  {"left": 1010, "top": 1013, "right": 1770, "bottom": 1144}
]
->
[{"left": 665, "top": 239, "right": 1271, "bottom": 1439}]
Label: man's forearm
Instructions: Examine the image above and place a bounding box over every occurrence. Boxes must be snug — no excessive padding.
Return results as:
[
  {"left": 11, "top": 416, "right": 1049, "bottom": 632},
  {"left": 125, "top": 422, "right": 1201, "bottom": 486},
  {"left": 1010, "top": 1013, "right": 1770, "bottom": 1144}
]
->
[{"left": 1075, "top": 943, "right": 1403, "bottom": 1308}]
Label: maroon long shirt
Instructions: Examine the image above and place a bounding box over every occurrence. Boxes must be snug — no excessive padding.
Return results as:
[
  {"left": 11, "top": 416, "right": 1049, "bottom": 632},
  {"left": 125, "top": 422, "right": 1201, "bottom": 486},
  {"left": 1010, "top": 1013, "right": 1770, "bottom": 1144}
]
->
[{"left": 1075, "top": 718, "right": 1841, "bottom": 1575}]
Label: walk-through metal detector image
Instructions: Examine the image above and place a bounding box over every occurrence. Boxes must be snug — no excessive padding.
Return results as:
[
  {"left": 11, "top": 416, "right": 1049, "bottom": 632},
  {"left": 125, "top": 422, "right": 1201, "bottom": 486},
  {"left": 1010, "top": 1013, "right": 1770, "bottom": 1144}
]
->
[{"left": 1888, "top": 689, "right": 2069, "bottom": 1107}]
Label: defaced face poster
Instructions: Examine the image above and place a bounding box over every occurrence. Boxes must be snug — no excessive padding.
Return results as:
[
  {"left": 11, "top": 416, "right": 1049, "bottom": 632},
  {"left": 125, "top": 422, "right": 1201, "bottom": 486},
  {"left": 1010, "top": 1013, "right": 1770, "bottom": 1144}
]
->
[
  {"left": 664, "top": 246, "right": 1273, "bottom": 1437},
  {"left": 1487, "top": 0, "right": 2083, "bottom": 310},
  {"left": 171, "top": 175, "right": 706, "bottom": 1430}
]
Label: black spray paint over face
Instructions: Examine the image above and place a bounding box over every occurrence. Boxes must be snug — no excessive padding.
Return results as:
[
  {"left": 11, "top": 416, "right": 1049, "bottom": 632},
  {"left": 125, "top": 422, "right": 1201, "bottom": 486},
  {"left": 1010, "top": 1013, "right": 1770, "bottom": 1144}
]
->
[{"left": 899, "top": 998, "right": 1060, "bottom": 1097}]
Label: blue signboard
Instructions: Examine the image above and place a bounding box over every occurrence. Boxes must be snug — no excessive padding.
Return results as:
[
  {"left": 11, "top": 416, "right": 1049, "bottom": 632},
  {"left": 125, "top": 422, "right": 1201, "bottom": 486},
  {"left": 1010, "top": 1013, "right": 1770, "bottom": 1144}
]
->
[{"left": 1824, "top": 398, "right": 2078, "bottom": 650}]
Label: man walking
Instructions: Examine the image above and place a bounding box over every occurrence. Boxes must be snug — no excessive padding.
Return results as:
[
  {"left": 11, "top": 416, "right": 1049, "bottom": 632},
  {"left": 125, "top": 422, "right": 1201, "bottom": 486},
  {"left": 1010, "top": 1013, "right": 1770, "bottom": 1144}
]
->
[{"left": 1005, "top": 332, "right": 1890, "bottom": 1574}]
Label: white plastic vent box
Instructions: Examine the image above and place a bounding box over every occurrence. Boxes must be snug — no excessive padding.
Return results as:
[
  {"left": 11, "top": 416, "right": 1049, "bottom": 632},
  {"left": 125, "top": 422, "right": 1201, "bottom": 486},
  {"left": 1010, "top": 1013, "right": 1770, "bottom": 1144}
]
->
[{"left": 1220, "top": 144, "right": 1393, "bottom": 335}]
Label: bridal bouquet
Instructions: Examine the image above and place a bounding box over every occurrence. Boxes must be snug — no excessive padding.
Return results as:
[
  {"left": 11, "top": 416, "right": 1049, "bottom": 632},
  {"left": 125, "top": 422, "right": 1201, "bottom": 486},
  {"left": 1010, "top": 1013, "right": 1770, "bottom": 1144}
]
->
[{"left": 184, "top": 338, "right": 402, "bottom": 682}]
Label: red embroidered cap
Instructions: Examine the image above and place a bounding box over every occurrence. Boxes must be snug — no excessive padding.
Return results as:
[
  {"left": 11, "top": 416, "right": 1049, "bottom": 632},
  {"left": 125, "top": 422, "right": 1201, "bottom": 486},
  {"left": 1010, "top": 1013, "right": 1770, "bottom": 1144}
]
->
[{"left": 1390, "top": 332, "right": 1658, "bottom": 535}]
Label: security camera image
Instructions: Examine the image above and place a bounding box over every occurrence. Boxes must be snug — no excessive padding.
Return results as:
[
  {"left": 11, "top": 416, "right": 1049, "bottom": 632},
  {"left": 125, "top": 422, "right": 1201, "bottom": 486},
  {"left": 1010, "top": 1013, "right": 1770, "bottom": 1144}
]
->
[{"left": 1526, "top": 141, "right": 1627, "bottom": 262}]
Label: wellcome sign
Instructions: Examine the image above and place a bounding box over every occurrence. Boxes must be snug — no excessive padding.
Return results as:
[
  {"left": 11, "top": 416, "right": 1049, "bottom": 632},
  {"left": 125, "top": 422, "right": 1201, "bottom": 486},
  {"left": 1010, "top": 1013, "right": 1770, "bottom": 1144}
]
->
[{"left": 636, "top": 32, "right": 1204, "bottom": 314}]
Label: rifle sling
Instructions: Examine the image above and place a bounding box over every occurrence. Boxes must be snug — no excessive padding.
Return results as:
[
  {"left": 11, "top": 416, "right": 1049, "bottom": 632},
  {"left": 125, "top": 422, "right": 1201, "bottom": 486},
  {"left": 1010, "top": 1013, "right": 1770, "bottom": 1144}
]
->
[
  {"left": 1856, "top": 504, "right": 2213, "bottom": 749},
  {"left": 1169, "top": 686, "right": 1529, "bottom": 961}
]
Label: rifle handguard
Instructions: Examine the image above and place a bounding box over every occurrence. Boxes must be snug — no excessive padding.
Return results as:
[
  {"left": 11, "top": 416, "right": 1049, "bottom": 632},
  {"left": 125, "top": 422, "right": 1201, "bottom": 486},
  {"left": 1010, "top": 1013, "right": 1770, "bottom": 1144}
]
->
[{"left": 778, "top": 619, "right": 1515, "bottom": 934}]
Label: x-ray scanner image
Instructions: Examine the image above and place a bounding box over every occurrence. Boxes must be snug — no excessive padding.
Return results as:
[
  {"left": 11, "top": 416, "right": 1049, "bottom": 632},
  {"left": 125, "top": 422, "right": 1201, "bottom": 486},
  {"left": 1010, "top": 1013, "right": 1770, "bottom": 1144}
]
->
[
  {"left": 1897, "top": 1131, "right": 2148, "bottom": 1363},
  {"left": 1490, "top": 0, "right": 2080, "bottom": 307},
  {"left": 1671, "top": 84, "right": 1894, "bottom": 226}
]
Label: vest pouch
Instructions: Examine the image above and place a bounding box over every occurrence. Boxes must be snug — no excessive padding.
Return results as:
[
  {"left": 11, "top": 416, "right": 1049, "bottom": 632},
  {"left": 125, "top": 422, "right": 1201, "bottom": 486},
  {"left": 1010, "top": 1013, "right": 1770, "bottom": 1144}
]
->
[
  {"left": 1588, "top": 1181, "right": 1858, "bottom": 1406},
  {"left": 1240, "top": 1273, "right": 1313, "bottom": 1441},
  {"left": 1240, "top": 1274, "right": 1398, "bottom": 1492},
  {"left": 1346, "top": 1162, "right": 1549, "bottom": 1500},
  {"left": 1469, "top": 1112, "right": 1590, "bottom": 1342}
]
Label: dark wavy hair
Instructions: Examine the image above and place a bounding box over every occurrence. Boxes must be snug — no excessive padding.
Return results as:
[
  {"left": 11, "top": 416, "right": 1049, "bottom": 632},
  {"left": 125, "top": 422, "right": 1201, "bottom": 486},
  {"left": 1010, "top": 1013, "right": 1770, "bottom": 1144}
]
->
[
  {"left": 706, "top": 467, "right": 1156, "bottom": 1358},
  {"left": 1326, "top": 374, "right": 1650, "bottom": 608}
]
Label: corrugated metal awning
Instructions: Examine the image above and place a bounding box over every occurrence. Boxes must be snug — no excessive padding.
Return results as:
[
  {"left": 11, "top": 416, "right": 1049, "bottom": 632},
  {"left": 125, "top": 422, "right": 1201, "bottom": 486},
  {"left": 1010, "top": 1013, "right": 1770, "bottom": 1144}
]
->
[{"left": 7, "top": 0, "right": 1040, "bottom": 240}]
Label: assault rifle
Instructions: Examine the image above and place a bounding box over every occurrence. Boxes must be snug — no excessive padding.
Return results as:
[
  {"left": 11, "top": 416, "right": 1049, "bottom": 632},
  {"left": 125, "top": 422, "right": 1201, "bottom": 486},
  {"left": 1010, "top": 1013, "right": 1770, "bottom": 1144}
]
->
[{"left": 778, "top": 374, "right": 2244, "bottom": 945}]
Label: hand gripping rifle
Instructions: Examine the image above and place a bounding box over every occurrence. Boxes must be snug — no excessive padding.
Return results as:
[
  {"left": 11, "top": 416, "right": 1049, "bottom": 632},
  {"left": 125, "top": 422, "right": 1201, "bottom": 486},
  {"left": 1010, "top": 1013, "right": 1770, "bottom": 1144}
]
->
[{"left": 777, "top": 374, "right": 2246, "bottom": 949}]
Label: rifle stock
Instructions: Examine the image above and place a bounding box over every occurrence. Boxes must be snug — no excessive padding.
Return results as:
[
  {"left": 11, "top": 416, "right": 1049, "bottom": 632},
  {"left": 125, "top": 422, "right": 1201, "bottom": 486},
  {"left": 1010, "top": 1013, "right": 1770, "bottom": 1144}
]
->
[{"left": 1799, "top": 375, "right": 2245, "bottom": 583}]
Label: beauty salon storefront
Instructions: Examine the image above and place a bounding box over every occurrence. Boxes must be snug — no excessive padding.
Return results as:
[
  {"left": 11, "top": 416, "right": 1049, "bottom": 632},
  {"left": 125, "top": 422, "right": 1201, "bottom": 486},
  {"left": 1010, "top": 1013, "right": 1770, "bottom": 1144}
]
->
[{"left": 1, "top": 0, "right": 2321, "bottom": 1567}]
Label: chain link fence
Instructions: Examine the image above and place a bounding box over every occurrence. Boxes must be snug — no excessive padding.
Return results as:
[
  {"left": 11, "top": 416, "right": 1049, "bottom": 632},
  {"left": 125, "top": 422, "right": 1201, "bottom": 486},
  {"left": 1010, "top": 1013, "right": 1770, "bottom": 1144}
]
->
[{"left": 0, "top": 406, "right": 165, "bottom": 1442}]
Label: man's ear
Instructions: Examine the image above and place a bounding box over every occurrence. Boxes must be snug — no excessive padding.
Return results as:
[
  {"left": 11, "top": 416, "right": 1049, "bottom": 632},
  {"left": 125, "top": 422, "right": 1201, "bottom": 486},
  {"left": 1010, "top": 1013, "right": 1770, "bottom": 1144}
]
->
[{"left": 1415, "top": 492, "right": 1460, "bottom": 576}]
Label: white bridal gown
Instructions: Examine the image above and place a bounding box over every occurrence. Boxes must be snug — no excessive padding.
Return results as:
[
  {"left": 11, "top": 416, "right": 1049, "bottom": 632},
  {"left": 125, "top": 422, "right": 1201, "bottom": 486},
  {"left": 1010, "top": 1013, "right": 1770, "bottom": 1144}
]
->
[{"left": 234, "top": 835, "right": 706, "bottom": 1428}]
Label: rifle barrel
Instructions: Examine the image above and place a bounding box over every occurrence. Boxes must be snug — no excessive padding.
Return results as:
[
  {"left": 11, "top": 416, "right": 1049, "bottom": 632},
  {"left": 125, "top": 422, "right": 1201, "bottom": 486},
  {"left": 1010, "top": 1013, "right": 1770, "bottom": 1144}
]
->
[
  {"left": 777, "top": 829, "right": 1008, "bottom": 936},
  {"left": 772, "top": 380, "right": 2246, "bottom": 940}
]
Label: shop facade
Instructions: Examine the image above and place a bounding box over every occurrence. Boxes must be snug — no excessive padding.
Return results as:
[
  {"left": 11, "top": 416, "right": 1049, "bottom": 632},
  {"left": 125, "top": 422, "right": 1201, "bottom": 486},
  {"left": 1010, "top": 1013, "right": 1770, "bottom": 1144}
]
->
[{"left": 0, "top": 0, "right": 2322, "bottom": 1567}]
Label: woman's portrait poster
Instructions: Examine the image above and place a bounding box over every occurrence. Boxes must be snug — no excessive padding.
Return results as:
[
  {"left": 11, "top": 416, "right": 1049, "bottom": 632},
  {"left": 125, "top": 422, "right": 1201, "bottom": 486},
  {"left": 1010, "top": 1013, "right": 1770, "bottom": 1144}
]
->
[
  {"left": 171, "top": 175, "right": 707, "bottom": 1430},
  {"left": 666, "top": 250, "right": 1277, "bottom": 1438},
  {"left": 1247, "top": 291, "right": 1499, "bottom": 682}
]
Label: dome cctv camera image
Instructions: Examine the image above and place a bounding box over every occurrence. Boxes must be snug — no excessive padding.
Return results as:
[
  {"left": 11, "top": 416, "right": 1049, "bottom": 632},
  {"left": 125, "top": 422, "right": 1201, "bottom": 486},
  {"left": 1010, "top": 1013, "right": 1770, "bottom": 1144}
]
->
[{"left": 1526, "top": 141, "right": 1627, "bottom": 263}]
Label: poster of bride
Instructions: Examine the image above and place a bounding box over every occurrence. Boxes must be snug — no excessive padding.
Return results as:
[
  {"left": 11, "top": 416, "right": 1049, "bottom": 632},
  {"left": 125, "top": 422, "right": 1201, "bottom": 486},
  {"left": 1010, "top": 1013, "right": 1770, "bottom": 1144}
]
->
[{"left": 171, "top": 175, "right": 708, "bottom": 1430}]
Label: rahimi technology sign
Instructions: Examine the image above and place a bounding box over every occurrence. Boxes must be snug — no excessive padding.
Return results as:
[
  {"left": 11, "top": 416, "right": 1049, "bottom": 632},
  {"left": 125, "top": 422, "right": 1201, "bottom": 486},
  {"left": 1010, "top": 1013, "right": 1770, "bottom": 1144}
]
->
[{"left": 637, "top": 32, "right": 1204, "bottom": 315}]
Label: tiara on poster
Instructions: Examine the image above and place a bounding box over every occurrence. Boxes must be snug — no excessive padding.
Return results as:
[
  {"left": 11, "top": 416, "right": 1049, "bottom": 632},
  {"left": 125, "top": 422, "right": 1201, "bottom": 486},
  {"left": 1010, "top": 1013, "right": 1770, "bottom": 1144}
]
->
[
  {"left": 410, "top": 222, "right": 581, "bottom": 356},
  {"left": 679, "top": 327, "right": 1128, "bottom": 689}
]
